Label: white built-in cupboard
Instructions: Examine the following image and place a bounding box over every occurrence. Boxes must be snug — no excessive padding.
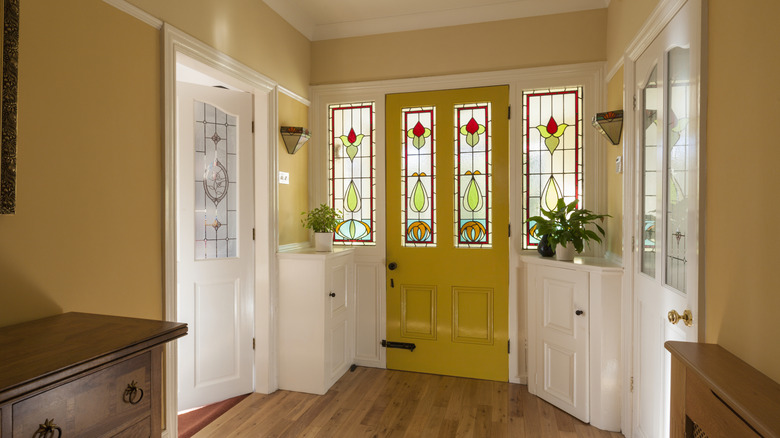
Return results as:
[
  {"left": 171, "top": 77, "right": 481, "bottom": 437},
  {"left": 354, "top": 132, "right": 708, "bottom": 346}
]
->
[
  {"left": 277, "top": 248, "right": 355, "bottom": 394},
  {"left": 523, "top": 255, "right": 623, "bottom": 432}
]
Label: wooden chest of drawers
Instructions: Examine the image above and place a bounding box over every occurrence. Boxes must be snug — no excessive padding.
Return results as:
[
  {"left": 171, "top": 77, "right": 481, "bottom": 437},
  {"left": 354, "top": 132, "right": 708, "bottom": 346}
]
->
[{"left": 0, "top": 313, "right": 187, "bottom": 438}]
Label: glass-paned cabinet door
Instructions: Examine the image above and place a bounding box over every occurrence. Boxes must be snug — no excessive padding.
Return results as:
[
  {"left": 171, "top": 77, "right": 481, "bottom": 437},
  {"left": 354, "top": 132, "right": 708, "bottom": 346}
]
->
[
  {"left": 194, "top": 100, "right": 238, "bottom": 259},
  {"left": 329, "top": 102, "right": 376, "bottom": 245}
]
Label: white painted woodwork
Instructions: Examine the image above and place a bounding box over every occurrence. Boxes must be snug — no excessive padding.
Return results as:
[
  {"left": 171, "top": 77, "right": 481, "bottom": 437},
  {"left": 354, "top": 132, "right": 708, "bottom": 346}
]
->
[
  {"left": 176, "top": 82, "right": 255, "bottom": 412},
  {"left": 277, "top": 248, "right": 355, "bottom": 394},
  {"left": 354, "top": 261, "right": 384, "bottom": 366},
  {"left": 626, "top": 1, "right": 704, "bottom": 437},
  {"left": 525, "top": 255, "right": 623, "bottom": 431}
]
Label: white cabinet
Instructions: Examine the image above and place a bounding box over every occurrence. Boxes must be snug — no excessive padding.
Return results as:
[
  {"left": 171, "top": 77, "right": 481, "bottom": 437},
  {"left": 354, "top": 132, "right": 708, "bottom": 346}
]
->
[
  {"left": 278, "top": 248, "right": 355, "bottom": 395},
  {"left": 523, "top": 255, "right": 622, "bottom": 432}
]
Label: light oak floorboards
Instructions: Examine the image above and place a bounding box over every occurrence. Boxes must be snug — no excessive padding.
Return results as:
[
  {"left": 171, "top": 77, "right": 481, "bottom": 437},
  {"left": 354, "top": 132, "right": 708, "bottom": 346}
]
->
[{"left": 193, "top": 367, "right": 625, "bottom": 438}]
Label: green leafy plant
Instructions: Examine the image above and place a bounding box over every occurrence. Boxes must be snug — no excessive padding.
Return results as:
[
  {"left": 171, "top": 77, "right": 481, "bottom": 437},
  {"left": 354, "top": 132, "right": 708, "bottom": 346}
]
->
[
  {"left": 301, "top": 204, "right": 343, "bottom": 233},
  {"left": 527, "top": 198, "right": 610, "bottom": 253}
]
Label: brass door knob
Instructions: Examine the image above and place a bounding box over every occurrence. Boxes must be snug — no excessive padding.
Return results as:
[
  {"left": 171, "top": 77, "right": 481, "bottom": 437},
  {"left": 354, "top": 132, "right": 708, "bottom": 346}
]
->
[{"left": 668, "top": 309, "right": 693, "bottom": 327}]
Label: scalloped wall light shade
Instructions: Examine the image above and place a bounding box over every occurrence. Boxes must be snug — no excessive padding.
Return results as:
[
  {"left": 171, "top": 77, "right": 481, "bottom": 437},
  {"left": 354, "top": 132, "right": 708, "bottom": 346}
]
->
[
  {"left": 592, "top": 110, "right": 623, "bottom": 145},
  {"left": 280, "top": 126, "right": 311, "bottom": 154}
]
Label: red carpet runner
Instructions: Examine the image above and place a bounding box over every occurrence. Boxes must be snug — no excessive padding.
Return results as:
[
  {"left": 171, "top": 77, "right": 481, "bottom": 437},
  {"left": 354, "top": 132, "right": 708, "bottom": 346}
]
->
[{"left": 178, "top": 393, "right": 251, "bottom": 438}]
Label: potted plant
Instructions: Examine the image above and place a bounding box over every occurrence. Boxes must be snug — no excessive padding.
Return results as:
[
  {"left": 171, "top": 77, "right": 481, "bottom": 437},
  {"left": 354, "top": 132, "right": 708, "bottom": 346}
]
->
[
  {"left": 301, "top": 204, "right": 343, "bottom": 252},
  {"left": 527, "top": 198, "right": 609, "bottom": 261}
]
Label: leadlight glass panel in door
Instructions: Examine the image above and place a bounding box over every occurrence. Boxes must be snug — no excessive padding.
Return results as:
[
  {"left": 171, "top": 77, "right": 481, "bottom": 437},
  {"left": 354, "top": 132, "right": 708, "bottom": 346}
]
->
[
  {"left": 665, "top": 47, "right": 691, "bottom": 292},
  {"left": 641, "top": 67, "right": 660, "bottom": 276},
  {"left": 402, "top": 106, "right": 436, "bottom": 247},
  {"left": 194, "top": 100, "right": 238, "bottom": 260},
  {"left": 455, "top": 103, "right": 492, "bottom": 248}
]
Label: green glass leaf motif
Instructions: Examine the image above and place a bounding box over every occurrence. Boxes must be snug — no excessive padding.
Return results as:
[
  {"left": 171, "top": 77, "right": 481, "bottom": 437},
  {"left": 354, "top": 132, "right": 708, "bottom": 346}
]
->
[
  {"left": 545, "top": 136, "right": 560, "bottom": 153},
  {"left": 412, "top": 135, "right": 426, "bottom": 149},
  {"left": 410, "top": 177, "right": 429, "bottom": 213},
  {"left": 463, "top": 174, "right": 484, "bottom": 212},
  {"left": 542, "top": 176, "right": 561, "bottom": 211},
  {"left": 345, "top": 181, "right": 361, "bottom": 213},
  {"left": 346, "top": 145, "right": 359, "bottom": 161}
]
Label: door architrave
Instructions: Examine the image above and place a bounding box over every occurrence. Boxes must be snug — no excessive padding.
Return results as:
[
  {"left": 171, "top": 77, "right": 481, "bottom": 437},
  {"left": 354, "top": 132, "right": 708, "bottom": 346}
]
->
[{"left": 163, "top": 24, "right": 289, "bottom": 437}]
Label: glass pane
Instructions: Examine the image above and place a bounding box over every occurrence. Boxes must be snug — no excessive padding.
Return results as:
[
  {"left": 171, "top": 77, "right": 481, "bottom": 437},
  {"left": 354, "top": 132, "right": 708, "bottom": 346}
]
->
[
  {"left": 402, "top": 106, "right": 436, "bottom": 247},
  {"left": 522, "top": 87, "right": 583, "bottom": 248},
  {"left": 665, "top": 47, "right": 691, "bottom": 292},
  {"left": 454, "top": 103, "right": 491, "bottom": 248},
  {"left": 329, "top": 102, "right": 376, "bottom": 245},
  {"left": 641, "top": 67, "right": 659, "bottom": 276},
  {"left": 194, "top": 100, "right": 238, "bottom": 260}
]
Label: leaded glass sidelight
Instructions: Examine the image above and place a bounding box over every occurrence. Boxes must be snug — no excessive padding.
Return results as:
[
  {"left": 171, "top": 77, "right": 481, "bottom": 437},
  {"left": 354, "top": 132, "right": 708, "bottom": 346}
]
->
[
  {"left": 194, "top": 100, "right": 238, "bottom": 260},
  {"left": 329, "top": 102, "right": 376, "bottom": 245},
  {"left": 522, "top": 87, "right": 583, "bottom": 249},
  {"left": 402, "top": 106, "right": 436, "bottom": 247},
  {"left": 641, "top": 67, "right": 660, "bottom": 277},
  {"left": 666, "top": 47, "right": 691, "bottom": 292},
  {"left": 454, "top": 103, "right": 492, "bottom": 248}
]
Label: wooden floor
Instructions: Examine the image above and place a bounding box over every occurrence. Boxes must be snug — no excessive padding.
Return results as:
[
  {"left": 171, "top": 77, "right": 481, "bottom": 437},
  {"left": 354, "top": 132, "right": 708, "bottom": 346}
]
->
[{"left": 194, "top": 367, "right": 625, "bottom": 438}]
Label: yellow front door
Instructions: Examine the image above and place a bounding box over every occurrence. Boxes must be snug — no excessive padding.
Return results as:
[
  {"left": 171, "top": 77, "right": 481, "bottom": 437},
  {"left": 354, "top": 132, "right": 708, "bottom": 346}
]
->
[{"left": 385, "top": 86, "right": 509, "bottom": 381}]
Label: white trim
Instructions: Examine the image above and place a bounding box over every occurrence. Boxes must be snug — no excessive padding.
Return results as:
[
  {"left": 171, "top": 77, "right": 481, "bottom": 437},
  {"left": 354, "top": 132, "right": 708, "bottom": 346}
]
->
[
  {"left": 163, "top": 24, "right": 279, "bottom": 437},
  {"left": 278, "top": 85, "right": 311, "bottom": 107},
  {"left": 310, "top": 61, "right": 605, "bottom": 386},
  {"left": 102, "top": 0, "right": 163, "bottom": 29},
  {"left": 278, "top": 241, "right": 312, "bottom": 252},
  {"left": 606, "top": 56, "right": 625, "bottom": 83}
]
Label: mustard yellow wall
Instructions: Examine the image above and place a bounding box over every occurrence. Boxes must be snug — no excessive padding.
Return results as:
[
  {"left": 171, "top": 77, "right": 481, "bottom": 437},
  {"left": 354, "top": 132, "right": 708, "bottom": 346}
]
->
[
  {"left": 705, "top": 0, "right": 780, "bottom": 382},
  {"left": 0, "top": 0, "right": 311, "bottom": 328},
  {"left": 277, "top": 95, "right": 310, "bottom": 246},
  {"left": 312, "top": 10, "right": 607, "bottom": 85},
  {"left": 127, "top": 0, "right": 311, "bottom": 97},
  {"left": 606, "top": 0, "right": 660, "bottom": 70},
  {"left": 0, "top": 1, "right": 162, "bottom": 326},
  {"left": 605, "top": 66, "right": 624, "bottom": 257}
]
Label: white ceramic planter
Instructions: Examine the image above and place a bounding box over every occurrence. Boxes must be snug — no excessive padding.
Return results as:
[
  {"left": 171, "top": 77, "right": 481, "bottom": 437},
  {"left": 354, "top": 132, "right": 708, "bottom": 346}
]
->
[
  {"left": 314, "top": 232, "right": 333, "bottom": 252},
  {"left": 555, "top": 243, "right": 576, "bottom": 261}
]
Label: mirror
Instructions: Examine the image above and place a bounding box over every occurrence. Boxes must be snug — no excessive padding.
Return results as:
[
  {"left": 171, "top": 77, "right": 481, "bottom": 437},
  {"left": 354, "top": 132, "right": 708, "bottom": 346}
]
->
[{"left": 1, "top": 0, "right": 19, "bottom": 214}]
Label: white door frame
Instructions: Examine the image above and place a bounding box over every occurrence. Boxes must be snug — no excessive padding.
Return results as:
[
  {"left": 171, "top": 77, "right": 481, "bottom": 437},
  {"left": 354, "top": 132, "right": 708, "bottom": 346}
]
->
[
  {"left": 620, "top": 0, "right": 708, "bottom": 435},
  {"left": 162, "top": 24, "right": 285, "bottom": 438},
  {"left": 310, "top": 62, "right": 605, "bottom": 386}
]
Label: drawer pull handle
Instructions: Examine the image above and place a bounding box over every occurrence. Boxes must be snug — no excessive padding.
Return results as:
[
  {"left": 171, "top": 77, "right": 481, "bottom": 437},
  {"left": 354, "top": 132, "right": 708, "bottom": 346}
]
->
[
  {"left": 33, "top": 419, "right": 62, "bottom": 438},
  {"left": 123, "top": 380, "right": 144, "bottom": 405}
]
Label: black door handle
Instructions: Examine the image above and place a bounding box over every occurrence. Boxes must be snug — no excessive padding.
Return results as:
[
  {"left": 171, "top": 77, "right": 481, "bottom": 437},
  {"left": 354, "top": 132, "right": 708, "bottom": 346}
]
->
[{"left": 388, "top": 262, "right": 398, "bottom": 270}]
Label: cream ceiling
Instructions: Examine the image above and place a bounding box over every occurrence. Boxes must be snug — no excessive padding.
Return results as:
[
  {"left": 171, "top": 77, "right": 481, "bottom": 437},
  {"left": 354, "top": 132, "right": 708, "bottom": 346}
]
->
[{"left": 263, "top": 0, "right": 610, "bottom": 41}]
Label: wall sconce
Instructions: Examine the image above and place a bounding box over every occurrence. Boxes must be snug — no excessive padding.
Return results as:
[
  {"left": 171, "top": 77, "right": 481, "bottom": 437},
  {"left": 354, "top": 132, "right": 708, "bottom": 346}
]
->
[
  {"left": 592, "top": 110, "right": 623, "bottom": 145},
  {"left": 280, "top": 126, "right": 310, "bottom": 154}
]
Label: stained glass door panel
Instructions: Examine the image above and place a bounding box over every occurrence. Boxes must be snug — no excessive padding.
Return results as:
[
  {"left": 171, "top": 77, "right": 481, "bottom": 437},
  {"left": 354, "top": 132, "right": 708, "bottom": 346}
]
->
[
  {"left": 641, "top": 67, "right": 661, "bottom": 276},
  {"left": 385, "top": 86, "right": 509, "bottom": 381}
]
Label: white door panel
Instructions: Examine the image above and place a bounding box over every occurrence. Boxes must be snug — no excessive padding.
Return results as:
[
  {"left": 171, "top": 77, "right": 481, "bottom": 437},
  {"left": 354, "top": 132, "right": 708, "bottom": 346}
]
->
[
  {"left": 631, "top": 1, "right": 703, "bottom": 436},
  {"left": 177, "top": 82, "right": 254, "bottom": 411},
  {"left": 536, "top": 266, "right": 589, "bottom": 422}
]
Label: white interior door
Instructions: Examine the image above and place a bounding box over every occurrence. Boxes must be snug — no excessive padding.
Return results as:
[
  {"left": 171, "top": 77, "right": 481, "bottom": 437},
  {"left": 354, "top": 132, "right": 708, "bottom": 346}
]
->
[
  {"left": 631, "top": 1, "right": 703, "bottom": 437},
  {"left": 177, "top": 82, "right": 255, "bottom": 411}
]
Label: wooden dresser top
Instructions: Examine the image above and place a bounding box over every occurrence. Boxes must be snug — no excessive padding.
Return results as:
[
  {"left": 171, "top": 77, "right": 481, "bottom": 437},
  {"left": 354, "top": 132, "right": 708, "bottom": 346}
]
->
[
  {"left": 665, "top": 341, "right": 780, "bottom": 438},
  {"left": 0, "top": 312, "right": 187, "bottom": 403}
]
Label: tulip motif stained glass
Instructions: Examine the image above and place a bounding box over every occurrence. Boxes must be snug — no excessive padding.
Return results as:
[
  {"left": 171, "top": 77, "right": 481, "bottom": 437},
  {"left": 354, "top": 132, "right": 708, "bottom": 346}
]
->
[
  {"left": 194, "top": 100, "right": 238, "bottom": 259},
  {"left": 402, "top": 107, "right": 435, "bottom": 246},
  {"left": 522, "top": 87, "right": 583, "bottom": 249},
  {"left": 455, "top": 103, "right": 491, "bottom": 247},
  {"left": 329, "top": 102, "right": 375, "bottom": 244}
]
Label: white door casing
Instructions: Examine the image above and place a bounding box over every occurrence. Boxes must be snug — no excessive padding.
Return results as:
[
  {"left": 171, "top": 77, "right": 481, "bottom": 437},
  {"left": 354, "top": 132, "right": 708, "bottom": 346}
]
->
[
  {"left": 628, "top": 1, "right": 705, "bottom": 437},
  {"left": 176, "top": 82, "right": 254, "bottom": 411}
]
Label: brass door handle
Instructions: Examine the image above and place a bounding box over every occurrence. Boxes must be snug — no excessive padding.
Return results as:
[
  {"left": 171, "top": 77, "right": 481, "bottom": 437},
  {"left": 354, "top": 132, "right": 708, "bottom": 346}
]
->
[{"left": 668, "top": 309, "right": 693, "bottom": 327}]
